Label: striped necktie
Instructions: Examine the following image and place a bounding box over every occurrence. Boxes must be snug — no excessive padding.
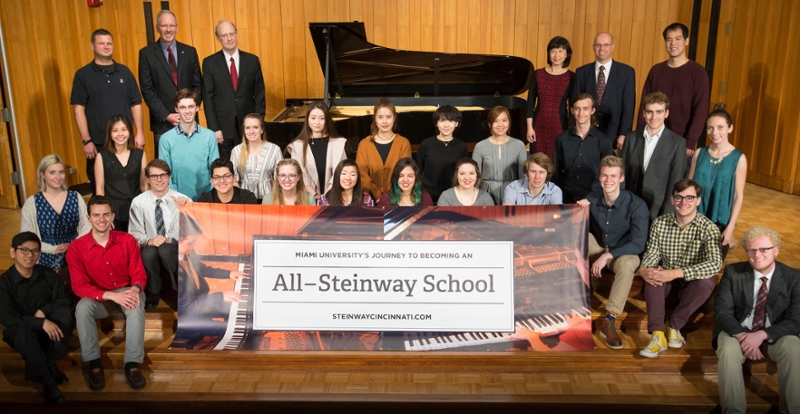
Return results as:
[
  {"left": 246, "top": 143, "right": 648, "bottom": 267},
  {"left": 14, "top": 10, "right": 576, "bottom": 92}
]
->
[
  {"left": 155, "top": 199, "right": 166, "bottom": 237},
  {"left": 751, "top": 277, "right": 768, "bottom": 331}
]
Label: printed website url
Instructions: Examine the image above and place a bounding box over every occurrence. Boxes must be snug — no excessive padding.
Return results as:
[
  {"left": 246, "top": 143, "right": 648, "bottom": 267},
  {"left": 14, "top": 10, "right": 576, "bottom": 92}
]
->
[{"left": 332, "top": 313, "right": 431, "bottom": 321}]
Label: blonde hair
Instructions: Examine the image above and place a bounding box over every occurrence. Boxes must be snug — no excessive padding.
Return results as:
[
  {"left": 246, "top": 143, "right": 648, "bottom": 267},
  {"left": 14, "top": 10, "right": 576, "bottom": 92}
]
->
[
  {"left": 270, "top": 159, "right": 310, "bottom": 206},
  {"left": 238, "top": 113, "right": 267, "bottom": 173},
  {"left": 37, "top": 154, "right": 68, "bottom": 192},
  {"left": 742, "top": 226, "right": 782, "bottom": 249}
]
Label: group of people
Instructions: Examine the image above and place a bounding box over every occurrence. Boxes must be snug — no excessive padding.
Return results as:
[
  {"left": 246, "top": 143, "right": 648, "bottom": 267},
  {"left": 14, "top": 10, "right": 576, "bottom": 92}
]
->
[{"left": 0, "top": 12, "right": 795, "bottom": 413}]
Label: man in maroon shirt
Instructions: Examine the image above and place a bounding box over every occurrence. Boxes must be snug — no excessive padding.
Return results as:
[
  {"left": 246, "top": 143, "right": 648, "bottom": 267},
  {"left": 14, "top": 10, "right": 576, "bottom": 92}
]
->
[
  {"left": 67, "top": 196, "right": 147, "bottom": 391},
  {"left": 639, "top": 22, "right": 710, "bottom": 161}
]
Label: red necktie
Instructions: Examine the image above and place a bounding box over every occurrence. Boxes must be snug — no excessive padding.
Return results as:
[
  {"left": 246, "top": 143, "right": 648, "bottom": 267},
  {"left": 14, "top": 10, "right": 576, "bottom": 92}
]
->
[
  {"left": 168, "top": 46, "right": 178, "bottom": 86},
  {"left": 597, "top": 65, "right": 606, "bottom": 105},
  {"left": 230, "top": 57, "right": 238, "bottom": 91},
  {"left": 751, "top": 277, "right": 768, "bottom": 331}
]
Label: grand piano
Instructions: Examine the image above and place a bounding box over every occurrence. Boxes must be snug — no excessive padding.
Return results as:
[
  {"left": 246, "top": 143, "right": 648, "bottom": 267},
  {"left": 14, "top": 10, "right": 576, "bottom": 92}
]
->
[{"left": 265, "top": 21, "right": 534, "bottom": 153}]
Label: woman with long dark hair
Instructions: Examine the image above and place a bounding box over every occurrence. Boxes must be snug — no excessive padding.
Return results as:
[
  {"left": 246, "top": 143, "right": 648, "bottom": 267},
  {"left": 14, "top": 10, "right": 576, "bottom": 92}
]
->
[
  {"left": 286, "top": 101, "right": 348, "bottom": 201},
  {"left": 319, "top": 159, "right": 374, "bottom": 206},
  {"left": 376, "top": 158, "right": 433, "bottom": 207},
  {"left": 437, "top": 158, "right": 494, "bottom": 206}
]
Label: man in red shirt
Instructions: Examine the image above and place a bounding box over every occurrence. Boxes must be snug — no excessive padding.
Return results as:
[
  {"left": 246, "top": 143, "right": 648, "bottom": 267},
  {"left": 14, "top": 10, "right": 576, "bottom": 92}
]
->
[{"left": 67, "top": 196, "right": 147, "bottom": 391}]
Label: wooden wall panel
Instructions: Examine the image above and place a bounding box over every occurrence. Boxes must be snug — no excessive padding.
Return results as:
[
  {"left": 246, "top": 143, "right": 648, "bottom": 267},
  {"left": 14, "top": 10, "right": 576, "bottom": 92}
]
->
[
  {"left": 709, "top": 0, "right": 800, "bottom": 195},
  {"left": 2, "top": 0, "right": 700, "bottom": 203}
]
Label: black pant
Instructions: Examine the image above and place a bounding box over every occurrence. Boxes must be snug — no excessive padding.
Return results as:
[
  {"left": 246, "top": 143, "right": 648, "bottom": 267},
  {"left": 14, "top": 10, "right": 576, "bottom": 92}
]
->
[
  {"left": 2, "top": 306, "right": 72, "bottom": 382},
  {"left": 85, "top": 156, "right": 96, "bottom": 190},
  {"left": 141, "top": 242, "right": 178, "bottom": 297}
]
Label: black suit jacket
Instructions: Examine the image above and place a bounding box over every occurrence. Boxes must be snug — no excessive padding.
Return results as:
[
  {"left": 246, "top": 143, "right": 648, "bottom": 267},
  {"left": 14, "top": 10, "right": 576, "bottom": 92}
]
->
[
  {"left": 138, "top": 40, "right": 202, "bottom": 134},
  {"left": 570, "top": 60, "right": 636, "bottom": 138},
  {"left": 201, "top": 50, "right": 266, "bottom": 142},
  {"left": 713, "top": 261, "right": 800, "bottom": 349},
  {"left": 177, "top": 252, "right": 231, "bottom": 319},
  {"left": 620, "top": 127, "right": 686, "bottom": 220}
]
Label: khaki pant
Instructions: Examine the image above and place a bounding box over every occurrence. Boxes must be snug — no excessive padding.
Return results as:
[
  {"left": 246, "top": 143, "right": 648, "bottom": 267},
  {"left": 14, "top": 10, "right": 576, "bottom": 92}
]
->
[
  {"left": 716, "top": 331, "right": 800, "bottom": 414},
  {"left": 588, "top": 233, "right": 640, "bottom": 315}
]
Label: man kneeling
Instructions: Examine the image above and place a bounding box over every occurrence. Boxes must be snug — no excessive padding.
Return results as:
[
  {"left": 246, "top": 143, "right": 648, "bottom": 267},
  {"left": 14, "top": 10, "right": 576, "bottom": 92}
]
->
[
  {"left": 67, "top": 196, "right": 148, "bottom": 391},
  {"left": 714, "top": 226, "right": 800, "bottom": 414}
]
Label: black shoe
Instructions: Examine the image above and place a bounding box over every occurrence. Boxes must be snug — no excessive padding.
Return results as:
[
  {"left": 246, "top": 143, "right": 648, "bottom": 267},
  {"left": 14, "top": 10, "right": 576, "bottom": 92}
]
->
[
  {"left": 43, "top": 383, "right": 65, "bottom": 405},
  {"left": 125, "top": 367, "right": 146, "bottom": 390},
  {"left": 48, "top": 363, "right": 69, "bottom": 385},
  {"left": 145, "top": 296, "right": 160, "bottom": 310},
  {"left": 87, "top": 367, "right": 105, "bottom": 391}
]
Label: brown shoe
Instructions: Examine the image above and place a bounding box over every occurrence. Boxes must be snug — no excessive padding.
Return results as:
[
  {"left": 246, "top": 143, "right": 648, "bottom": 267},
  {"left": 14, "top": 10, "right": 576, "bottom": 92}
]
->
[{"left": 598, "top": 317, "right": 623, "bottom": 349}]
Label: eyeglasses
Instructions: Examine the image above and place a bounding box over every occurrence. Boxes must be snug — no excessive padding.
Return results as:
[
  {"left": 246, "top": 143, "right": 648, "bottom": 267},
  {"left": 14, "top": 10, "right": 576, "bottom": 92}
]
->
[
  {"left": 593, "top": 43, "right": 612, "bottom": 49},
  {"left": 158, "top": 24, "right": 177, "bottom": 30},
  {"left": 745, "top": 246, "right": 776, "bottom": 256},
  {"left": 177, "top": 105, "right": 197, "bottom": 112},
  {"left": 211, "top": 173, "right": 234, "bottom": 182},
  {"left": 148, "top": 173, "right": 170, "bottom": 180},
  {"left": 15, "top": 247, "right": 41, "bottom": 256},
  {"left": 278, "top": 174, "right": 298, "bottom": 181},
  {"left": 672, "top": 195, "right": 697, "bottom": 203}
]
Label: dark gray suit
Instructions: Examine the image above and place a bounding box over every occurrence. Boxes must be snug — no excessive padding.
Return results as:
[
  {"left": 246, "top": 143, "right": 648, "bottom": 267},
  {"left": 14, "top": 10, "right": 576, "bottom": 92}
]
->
[
  {"left": 570, "top": 60, "right": 636, "bottom": 138},
  {"left": 202, "top": 50, "right": 266, "bottom": 159},
  {"left": 138, "top": 39, "right": 202, "bottom": 155},
  {"left": 713, "top": 261, "right": 800, "bottom": 349},
  {"left": 620, "top": 127, "right": 686, "bottom": 221},
  {"left": 713, "top": 260, "right": 800, "bottom": 413}
]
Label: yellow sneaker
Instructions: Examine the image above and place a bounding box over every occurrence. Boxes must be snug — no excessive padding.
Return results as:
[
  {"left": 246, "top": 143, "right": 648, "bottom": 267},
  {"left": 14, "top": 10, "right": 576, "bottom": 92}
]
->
[
  {"left": 667, "top": 326, "right": 685, "bottom": 348},
  {"left": 639, "top": 331, "right": 667, "bottom": 358}
]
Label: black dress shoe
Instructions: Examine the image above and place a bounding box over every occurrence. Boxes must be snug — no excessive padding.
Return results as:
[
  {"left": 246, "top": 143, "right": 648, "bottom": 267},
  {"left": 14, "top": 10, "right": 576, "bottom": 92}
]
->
[
  {"left": 87, "top": 367, "right": 105, "bottom": 391},
  {"left": 48, "top": 363, "right": 69, "bottom": 385},
  {"left": 125, "top": 368, "right": 147, "bottom": 390},
  {"left": 145, "top": 296, "right": 160, "bottom": 310},
  {"left": 43, "top": 383, "right": 65, "bottom": 405}
]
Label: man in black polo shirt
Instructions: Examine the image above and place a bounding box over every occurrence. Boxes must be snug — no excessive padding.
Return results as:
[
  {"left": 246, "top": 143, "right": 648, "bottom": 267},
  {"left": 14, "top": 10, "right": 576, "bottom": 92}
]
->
[
  {"left": 553, "top": 93, "right": 614, "bottom": 203},
  {"left": 71, "top": 28, "right": 144, "bottom": 185},
  {"left": 0, "top": 232, "right": 72, "bottom": 405},
  {"left": 578, "top": 155, "right": 649, "bottom": 349}
]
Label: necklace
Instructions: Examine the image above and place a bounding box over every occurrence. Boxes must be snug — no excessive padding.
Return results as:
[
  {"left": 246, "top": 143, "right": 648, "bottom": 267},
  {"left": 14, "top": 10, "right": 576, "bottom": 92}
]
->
[
  {"left": 310, "top": 136, "right": 326, "bottom": 145},
  {"left": 438, "top": 136, "right": 453, "bottom": 146},
  {"left": 374, "top": 133, "right": 395, "bottom": 143},
  {"left": 709, "top": 155, "right": 723, "bottom": 165}
]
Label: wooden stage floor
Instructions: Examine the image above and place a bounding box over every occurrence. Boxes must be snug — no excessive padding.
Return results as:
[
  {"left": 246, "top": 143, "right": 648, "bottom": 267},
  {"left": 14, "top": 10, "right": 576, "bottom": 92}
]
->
[{"left": 0, "top": 183, "right": 798, "bottom": 413}]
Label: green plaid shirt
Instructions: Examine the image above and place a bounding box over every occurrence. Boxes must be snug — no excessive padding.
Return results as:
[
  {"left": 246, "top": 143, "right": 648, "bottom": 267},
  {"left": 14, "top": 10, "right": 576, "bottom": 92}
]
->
[{"left": 640, "top": 212, "right": 722, "bottom": 281}]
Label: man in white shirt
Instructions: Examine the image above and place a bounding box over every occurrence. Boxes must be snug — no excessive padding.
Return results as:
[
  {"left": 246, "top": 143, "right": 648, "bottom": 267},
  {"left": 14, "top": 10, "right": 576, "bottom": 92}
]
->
[
  {"left": 714, "top": 226, "right": 800, "bottom": 414},
  {"left": 620, "top": 92, "right": 686, "bottom": 221},
  {"left": 128, "top": 159, "right": 190, "bottom": 309}
]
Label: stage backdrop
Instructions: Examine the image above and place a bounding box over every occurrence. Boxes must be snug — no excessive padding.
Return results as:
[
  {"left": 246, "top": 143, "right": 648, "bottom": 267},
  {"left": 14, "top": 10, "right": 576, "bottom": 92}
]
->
[{"left": 170, "top": 203, "right": 593, "bottom": 352}]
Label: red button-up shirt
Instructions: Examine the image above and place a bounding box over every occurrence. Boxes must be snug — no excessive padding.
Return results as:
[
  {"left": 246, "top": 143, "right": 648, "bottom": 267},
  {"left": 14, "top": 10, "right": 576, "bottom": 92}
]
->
[{"left": 67, "top": 230, "right": 147, "bottom": 301}]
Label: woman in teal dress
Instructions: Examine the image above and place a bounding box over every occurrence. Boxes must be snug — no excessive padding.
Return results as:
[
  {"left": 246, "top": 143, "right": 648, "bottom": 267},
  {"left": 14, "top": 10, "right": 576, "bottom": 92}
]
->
[{"left": 689, "top": 103, "right": 747, "bottom": 259}]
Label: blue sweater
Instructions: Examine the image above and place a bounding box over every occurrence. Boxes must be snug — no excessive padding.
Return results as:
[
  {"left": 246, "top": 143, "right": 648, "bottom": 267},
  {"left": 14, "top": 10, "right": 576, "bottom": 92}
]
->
[{"left": 159, "top": 123, "right": 219, "bottom": 201}]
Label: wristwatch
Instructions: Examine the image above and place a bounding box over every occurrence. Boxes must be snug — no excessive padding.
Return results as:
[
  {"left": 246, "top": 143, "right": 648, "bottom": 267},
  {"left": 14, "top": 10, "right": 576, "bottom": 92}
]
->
[
  {"left": 82, "top": 139, "right": 93, "bottom": 145},
  {"left": 133, "top": 283, "right": 142, "bottom": 293}
]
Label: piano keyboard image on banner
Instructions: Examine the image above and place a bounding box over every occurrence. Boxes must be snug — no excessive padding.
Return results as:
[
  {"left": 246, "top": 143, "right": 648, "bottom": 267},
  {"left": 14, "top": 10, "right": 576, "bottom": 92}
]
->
[
  {"left": 402, "top": 307, "right": 591, "bottom": 351},
  {"left": 214, "top": 260, "right": 253, "bottom": 350}
]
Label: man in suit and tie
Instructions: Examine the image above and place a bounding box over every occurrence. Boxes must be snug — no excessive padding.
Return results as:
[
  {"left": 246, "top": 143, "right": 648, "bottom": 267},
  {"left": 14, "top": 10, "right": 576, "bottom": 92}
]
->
[
  {"left": 620, "top": 92, "right": 686, "bottom": 221},
  {"left": 138, "top": 10, "right": 202, "bottom": 159},
  {"left": 570, "top": 32, "right": 636, "bottom": 150},
  {"left": 639, "top": 23, "right": 709, "bottom": 161},
  {"left": 202, "top": 20, "right": 266, "bottom": 159},
  {"left": 714, "top": 226, "right": 800, "bottom": 414}
]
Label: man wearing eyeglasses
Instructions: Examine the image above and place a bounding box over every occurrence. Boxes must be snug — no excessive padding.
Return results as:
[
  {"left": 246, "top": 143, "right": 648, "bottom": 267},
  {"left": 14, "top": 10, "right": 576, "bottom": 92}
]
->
[
  {"left": 0, "top": 232, "right": 72, "bottom": 405},
  {"left": 638, "top": 179, "right": 721, "bottom": 358},
  {"left": 197, "top": 158, "right": 257, "bottom": 204},
  {"left": 129, "top": 159, "right": 191, "bottom": 309},
  {"left": 202, "top": 19, "right": 266, "bottom": 159},
  {"left": 138, "top": 10, "right": 202, "bottom": 159},
  {"left": 713, "top": 226, "right": 800, "bottom": 413},
  {"left": 570, "top": 32, "right": 636, "bottom": 150},
  {"left": 159, "top": 88, "right": 219, "bottom": 201}
]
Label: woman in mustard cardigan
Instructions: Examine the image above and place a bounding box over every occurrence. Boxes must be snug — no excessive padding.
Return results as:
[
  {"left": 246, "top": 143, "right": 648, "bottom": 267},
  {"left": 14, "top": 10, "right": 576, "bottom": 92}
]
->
[{"left": 355, "top": 99, "right": 412, "bottom": 200}]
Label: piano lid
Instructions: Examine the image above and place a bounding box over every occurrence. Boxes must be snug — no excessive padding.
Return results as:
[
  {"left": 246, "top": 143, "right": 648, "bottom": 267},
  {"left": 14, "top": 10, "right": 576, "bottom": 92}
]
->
[{"left": 309, "top": 22, "right": 533, "bottom": 99}]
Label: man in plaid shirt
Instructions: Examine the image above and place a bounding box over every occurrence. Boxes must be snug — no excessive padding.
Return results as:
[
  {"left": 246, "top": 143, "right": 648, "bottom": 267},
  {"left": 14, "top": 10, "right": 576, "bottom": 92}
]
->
[{"left": 638, "top": 178, "right": 722, "bottom": 358}]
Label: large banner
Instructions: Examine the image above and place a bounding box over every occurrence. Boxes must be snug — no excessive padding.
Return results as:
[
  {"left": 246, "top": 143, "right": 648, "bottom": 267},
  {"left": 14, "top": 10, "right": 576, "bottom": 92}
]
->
[{"left": 170, "top": 204, "right": 594, "bottom": 352}]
